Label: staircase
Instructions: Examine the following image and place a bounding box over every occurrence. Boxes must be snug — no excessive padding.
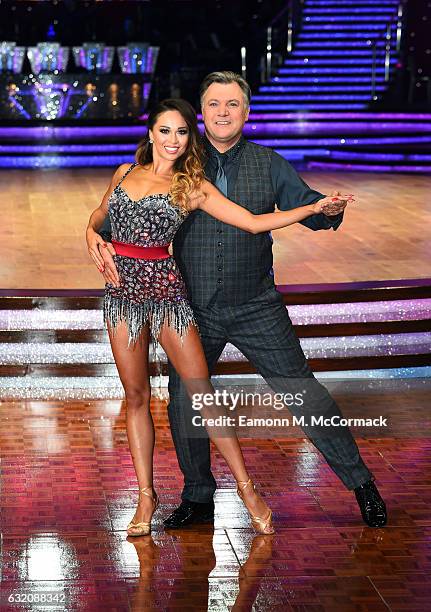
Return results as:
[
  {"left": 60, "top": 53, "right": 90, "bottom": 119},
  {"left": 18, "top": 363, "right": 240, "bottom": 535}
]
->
[
  {"left": 0, "top": 283, "right": 430, "bottom": 400},
  {"left": 242, "top": 0, "right": 431, "bottom": 173},
  {"left": 253, "top": 0, "right": 401, "bottom": 112}
]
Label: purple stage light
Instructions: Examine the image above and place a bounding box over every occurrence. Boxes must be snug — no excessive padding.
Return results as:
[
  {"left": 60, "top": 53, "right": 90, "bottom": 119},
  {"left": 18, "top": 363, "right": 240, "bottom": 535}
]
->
[
  {"left": 272, "top": 77, "right": 383, "bottom": 83},
  {"left": 0, "top": 155, "right": 134, "bottom": 168},
  {"left": 296, "top": 41, "right": 387, "bottom": 47},
  {"left": 261, "top": 135, "right": 431, "bottom": 146},
  {"left": 279, "top": 67, "right": 387, "bottom": 73},
  {"left": 302, "top": 23, "right": 397, "bottom": 30},
  {"left": 290, "top": 50, "right": 388, "bottom": 56},
  {"left": 261, "top": 149, "right": 329, "bottom": 160},
  {"left": 250, "top": 105, "right": 368, "bottom": 110},
  {"left": 306, "top": 0, "right": 399, "bottom": 4},
  {"left": 304, "top": 8, "right": 396, "bottom": 14},
  {"left": 75, "top": 98, "right": 93, "bottom": 119},
  {"left": 0, "top": 153, "right": 428, "bottom": 171},
  {"left": 0, "top": 144, "right": 136, "bottom": 154},
  {"left": 328, "top": 152, "right": 431, "bottom": 162},
  {"left": 298, "top": 33, "right": 396, "bottom": 38},
  {"left": 0, "top": 126, "right": 146, "bottom": 140},
  {"left": 7, "top": 96, "right": 31, "bottom": 120},
  {"left": 246, "top": 118, "right": 431, "bottom": 133},
  {"left": 304, "top": 15, "right": 398, "bottom": 22},
  {"left": 260, "top": 86, "right": 384, "bottom": 93},
  {"left": 307, "top": 161, "right": 431, "bottom": 173},
  {"left": 283, "top": 59, "right": 397, "bottom": 66},
  {"left": 252, "top": 95, "right": 374, "bottom": 101},
  {"left": 0, "top": 149, "right": 326, "bottom": 165},
  {"left": 246, "top": 112, "right": 431, "bottom": 121},
  {"left": 0, "top": 114, "right": 430, "bottom": 141},
  {"left": 302, "top": 7, "right": 393, "bottom": 20}
]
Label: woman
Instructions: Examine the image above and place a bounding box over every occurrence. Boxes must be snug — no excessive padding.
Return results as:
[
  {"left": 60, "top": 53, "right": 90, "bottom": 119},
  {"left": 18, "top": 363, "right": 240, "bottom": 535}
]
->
[{"left": 87, "top": 98, "right": 352, "bottom": 537}]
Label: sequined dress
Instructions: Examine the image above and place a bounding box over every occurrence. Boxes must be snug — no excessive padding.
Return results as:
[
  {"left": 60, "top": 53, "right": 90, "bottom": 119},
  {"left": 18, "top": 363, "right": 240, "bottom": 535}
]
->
[{"left": 104, "top": 163, "right": 197, "bottom": 344}]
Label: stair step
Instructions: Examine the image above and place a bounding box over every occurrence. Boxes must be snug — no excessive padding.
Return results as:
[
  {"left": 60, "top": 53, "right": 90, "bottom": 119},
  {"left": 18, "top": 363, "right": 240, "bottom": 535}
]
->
[
  {"left": 0, "top": 143, "right": 136, "bottom": 154},
  {"left": 278, "top": 67, "right": 387, "bottom": 74},
  {"left": 1, "top": 335, "right": 428, "bottom": 364},
  {"left": 250, "top": 104, "right": 368, "bottom": 110},
  {"left": 307, "top": 160, "right": 431, "bottom": 173},
  {"left": 291, "top": 50, "right": 390, "bottom": 56},
  {"left": 247, "top": 123, "right": 431, "bottom": 135},
  {"left": 302, "top": 23, "right": 396, "bottom": 30},
  {"left": 260, "top": 86, "right": 384, "bottom": 93},
  {"left": 304, "top": 15, "right": 397, "bottom": 22},
  {"left": 283, "top": 59, "right": 397, "bottom": 66},
  {"left": 252, "top": 137, "right": 431, "bottom": 147},
  {"left": 248, "top": 113, "right": 431, "bottom": 121},
  {"left": 306, "top": 1, "right": 399, "bottom": 5},
  {"left": 0, "top": 155, "right": 134, "bottom": 168},
  {"left": 299, "top": 32, "right": 395, "bottom": 38},
  {"left": 304, "top": 7, "right": 397, "bottom": 13},
  {"left": 272, "top": 76, "right": 384, "bottom": 83},
  {"left": 0, "top": 125, "right": 146, "bottom": 142},
  {"left": 296, "top": 41, "right": 387, "bottom": 47},
  {"left": 253, "top": 95, "right": 373, "bottom": 101},
  {"left": 326, "top": 151, "right": 431, "bottom": 162}
]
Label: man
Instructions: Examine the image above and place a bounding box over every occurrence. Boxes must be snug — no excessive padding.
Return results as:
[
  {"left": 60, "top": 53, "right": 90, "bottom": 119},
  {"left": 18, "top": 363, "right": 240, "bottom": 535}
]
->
[{"left": 92, "top": 71, "right": 387, "bottom": 529}]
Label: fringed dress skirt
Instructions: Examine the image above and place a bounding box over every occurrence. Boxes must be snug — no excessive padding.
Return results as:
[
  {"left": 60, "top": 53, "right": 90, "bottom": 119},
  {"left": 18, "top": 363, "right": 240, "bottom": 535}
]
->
[{"left": 104, "top": 174, "right": 197, "bottom": 346}]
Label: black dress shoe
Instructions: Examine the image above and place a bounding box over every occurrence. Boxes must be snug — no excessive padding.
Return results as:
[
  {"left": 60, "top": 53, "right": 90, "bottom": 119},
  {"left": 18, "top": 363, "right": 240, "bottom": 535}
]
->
[
  {"left": 163, "top": 500, "right": 215, "bottom": 529},
  {"left": 354, "top": 480, "right": 387, "bottom": 527}
]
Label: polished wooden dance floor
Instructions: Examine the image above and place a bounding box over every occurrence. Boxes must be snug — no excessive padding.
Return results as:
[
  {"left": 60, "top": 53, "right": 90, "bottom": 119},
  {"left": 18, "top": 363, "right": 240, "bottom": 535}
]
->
[
  {"left": 1, "top": 167, "right": 431, "bottom": 610},
  {"left": 1, "top": 391, "right": 431, "bottom": 610},
  {"left": 0, "top": 170, "right": 430, "bottom": 288}
]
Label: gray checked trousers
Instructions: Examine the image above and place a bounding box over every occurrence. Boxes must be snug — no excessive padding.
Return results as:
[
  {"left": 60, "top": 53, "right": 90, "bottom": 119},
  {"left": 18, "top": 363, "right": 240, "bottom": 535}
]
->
[{"left": 167, "top": 285, "right": 373, "bottom": 503}]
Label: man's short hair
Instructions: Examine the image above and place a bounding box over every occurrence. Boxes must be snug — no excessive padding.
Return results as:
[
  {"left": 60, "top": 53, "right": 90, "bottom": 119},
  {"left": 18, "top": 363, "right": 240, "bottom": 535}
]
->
[{"left": 200, "top": 71, "right": 251, "bottom": 109}]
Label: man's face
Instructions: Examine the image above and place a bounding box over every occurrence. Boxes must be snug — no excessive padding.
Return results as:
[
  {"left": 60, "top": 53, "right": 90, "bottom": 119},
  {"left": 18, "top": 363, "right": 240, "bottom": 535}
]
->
[{"left": 201, "top": 82, "right": 249, "bottom": 150}]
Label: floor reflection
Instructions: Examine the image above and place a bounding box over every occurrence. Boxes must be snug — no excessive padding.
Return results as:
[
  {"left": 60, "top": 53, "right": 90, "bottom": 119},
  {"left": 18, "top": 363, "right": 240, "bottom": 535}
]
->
[{"left": 126, "top": 530, "right": 274, "bottom": 611}]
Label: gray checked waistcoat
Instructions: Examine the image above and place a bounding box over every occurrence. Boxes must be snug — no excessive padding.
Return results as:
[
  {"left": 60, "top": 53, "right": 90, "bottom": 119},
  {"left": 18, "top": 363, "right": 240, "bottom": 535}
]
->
[{"left": 172, "top": 141, "right": 277, "bottom": 307}]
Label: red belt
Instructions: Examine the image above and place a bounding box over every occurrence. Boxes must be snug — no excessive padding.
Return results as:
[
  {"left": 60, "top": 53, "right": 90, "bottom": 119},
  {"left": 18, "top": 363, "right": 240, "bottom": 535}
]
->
[{"left": 112, "top": 240, "right": 170, "bottom": 260}]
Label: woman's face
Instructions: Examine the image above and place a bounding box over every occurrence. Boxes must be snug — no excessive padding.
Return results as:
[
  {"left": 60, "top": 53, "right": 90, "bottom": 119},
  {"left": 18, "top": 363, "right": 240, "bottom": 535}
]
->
[{"left": 149, "top": 110, "right": 190, "bottom": 163}]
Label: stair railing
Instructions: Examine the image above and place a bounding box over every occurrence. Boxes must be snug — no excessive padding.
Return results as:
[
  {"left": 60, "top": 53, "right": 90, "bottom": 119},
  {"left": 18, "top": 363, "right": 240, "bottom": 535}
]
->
[
  {"left": 263, "top": 0, "right": 304, "bottom": 82},
  {"left": 370, "top": 1, "right": 406, "bottom": 100}
]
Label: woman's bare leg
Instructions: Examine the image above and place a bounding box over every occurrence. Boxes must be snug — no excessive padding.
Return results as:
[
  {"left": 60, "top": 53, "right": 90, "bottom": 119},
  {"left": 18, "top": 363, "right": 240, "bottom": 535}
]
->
[
  {"left": 108, "top": 321, "right": 156, "bottom": 531},
  {"left": 159, "top": 323, "right": 271, "bottom": 522}
]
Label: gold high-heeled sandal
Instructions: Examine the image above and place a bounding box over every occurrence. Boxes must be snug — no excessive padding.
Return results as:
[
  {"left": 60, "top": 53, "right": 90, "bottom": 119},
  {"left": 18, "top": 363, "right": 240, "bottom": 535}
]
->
[
  {"left": 127, "top": 486, "right": 159, "bottom": 537},
  {"left": 237, "top": 478, "right": 275, "bottom": 535}
]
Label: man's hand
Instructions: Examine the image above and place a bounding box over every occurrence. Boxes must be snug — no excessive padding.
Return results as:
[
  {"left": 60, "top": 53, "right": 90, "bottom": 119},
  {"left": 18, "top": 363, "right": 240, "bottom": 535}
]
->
[
  {"left": 311, "top": 192, "right": 355, "bottom": 216},
  {"left": 86, "top": 227, "right": 120, "bottom": 286},
  {"left": 320, "top": 190, "right": 354, "bottom": 216}
]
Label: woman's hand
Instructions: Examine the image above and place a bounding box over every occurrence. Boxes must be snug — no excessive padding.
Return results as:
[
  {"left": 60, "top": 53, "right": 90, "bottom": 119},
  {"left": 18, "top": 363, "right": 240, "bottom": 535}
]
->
[
  {"left": 311, "top": 194, "right": 355, "bottom": 216},
  {"left": 86, "top": 227, "right": 120, "bottom": 286},
  {"left": 86, "top": 227, "right": 107, "bottom": 271}
]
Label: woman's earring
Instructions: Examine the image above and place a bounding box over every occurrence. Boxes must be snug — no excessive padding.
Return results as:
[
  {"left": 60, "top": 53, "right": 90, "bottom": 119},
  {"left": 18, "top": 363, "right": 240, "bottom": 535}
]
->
[{"left": 149, "top": 138, "right": 153, "bottom": 144}]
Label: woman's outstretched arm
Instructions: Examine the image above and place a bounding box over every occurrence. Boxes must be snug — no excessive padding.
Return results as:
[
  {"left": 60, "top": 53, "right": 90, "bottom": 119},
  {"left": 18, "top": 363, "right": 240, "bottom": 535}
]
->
[{"left": 195, "top": 180, "right": 353, "bottom": 234}]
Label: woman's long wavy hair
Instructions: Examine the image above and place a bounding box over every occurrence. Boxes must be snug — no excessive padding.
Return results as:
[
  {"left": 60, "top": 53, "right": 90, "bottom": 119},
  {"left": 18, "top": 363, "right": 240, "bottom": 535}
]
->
[{"left": 135, "top": 98, "right": 206, "bottom": 213}]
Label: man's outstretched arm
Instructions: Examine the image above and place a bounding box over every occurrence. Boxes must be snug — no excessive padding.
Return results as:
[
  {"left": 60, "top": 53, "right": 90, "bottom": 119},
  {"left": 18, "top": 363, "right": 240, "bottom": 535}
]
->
[{"left": 271, "top": 152, "right": 346, "bottom": 231}]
